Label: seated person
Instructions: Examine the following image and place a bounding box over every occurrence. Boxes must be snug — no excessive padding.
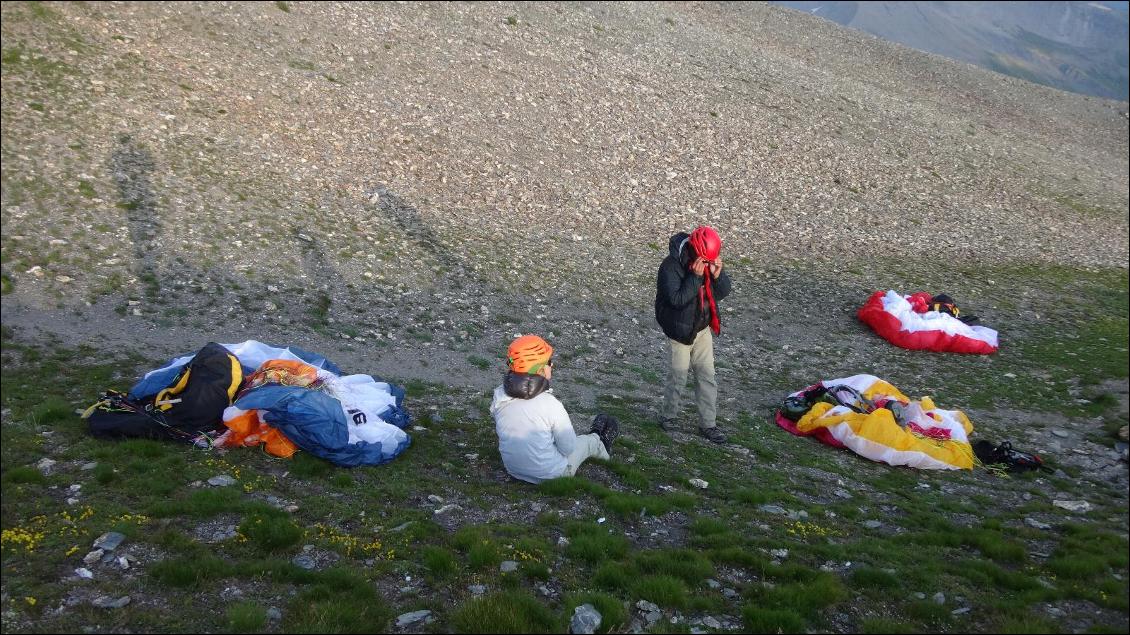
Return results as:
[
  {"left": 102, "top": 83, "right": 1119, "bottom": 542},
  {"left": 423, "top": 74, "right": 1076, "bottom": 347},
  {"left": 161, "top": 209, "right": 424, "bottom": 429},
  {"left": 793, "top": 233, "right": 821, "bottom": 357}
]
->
[{"left": 490, "top": 334, "right": 619, "bottom": 484}]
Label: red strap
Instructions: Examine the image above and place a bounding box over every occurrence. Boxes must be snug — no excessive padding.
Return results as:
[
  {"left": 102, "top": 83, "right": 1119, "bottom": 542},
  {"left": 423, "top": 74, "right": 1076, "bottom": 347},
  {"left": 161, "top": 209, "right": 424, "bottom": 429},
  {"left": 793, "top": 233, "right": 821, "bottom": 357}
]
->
[{"left": 694, "top": 265, "right": 721, "bottom": 335}]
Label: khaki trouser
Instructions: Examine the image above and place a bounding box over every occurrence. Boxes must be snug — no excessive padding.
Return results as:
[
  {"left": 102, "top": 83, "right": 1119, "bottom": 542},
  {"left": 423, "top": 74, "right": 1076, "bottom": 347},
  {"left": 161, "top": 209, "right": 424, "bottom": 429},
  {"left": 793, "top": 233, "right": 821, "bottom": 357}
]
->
[
  {"left": 662, "top": 327, "right": 718, "bottom": 429},
  {"left": 563, "top": 433, "right": 610, "bottom": 476}
]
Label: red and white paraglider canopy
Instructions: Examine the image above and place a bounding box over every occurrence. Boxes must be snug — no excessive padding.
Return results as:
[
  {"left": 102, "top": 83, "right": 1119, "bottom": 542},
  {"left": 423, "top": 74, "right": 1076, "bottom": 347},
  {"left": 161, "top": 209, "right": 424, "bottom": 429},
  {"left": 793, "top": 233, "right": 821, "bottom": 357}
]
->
[{"left": 858, "top": 290, "right": 998, "bottom": 354}]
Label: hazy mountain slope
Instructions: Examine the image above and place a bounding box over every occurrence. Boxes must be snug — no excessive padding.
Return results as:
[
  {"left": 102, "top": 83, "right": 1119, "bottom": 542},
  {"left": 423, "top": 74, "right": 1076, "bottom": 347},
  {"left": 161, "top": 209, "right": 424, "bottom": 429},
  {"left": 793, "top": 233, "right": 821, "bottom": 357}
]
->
[{"left": 773, "top": 1, "right": 1130, "bottom": 100}]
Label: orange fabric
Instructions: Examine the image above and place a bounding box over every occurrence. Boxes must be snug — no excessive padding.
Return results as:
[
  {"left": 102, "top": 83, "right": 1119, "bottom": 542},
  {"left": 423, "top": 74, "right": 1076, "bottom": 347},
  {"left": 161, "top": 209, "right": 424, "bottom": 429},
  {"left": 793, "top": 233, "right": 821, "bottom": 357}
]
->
[
  {"left": 220, "top": 358, "right": 318, "bottom": 459},
  {"left": 220, "top": 409, "right": 298, "bottom": 458},
  {"left": 240, "top": 359, "right": 321, "bottom": 395}
]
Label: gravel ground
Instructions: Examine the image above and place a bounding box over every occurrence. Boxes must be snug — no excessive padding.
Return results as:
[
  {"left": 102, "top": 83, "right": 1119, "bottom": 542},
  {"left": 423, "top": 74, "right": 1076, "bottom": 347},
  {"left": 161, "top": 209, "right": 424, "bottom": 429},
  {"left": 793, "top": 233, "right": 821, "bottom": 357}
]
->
[{"left": 2, "top": 0, "right": 1128, "bottom": 415}]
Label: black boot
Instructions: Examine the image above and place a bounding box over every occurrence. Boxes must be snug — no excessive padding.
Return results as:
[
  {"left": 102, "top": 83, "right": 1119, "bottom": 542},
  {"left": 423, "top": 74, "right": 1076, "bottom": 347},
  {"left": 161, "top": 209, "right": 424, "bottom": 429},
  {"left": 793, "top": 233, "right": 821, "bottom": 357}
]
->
[{"left": 590, "top": 414, "right": 620, "bottom": 453}]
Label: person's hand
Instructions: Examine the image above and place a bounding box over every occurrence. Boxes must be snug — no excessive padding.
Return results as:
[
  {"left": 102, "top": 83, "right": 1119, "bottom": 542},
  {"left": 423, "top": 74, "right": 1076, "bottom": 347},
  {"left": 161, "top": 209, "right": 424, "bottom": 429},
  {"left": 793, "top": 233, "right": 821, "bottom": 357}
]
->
[
  {"left": 709, "top": 258, "right": 723, "bottom": 279},
  {"left": 691, "top": 257, "right": 707, "bottom": 276}
]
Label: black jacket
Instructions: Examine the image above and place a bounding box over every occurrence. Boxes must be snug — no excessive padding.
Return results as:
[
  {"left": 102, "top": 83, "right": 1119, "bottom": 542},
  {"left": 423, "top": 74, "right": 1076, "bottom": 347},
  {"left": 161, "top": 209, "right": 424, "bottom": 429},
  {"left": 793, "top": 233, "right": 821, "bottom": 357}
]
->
[{"left": 654, "top": 232, "right": 733, "bottom": 344}]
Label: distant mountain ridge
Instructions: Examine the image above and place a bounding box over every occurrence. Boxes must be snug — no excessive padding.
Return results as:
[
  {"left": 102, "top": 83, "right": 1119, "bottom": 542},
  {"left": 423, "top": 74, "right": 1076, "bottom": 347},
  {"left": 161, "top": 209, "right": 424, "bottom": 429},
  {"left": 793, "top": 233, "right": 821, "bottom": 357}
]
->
[{"left": 772, "top": 1, "right": 1130, "bottom": 101}]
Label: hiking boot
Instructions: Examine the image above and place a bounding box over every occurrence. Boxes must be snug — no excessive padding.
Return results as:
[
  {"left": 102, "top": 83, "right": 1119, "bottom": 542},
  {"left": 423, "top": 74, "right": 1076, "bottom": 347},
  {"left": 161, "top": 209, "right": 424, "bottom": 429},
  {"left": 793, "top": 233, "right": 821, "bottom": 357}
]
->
[
  {"left": 699, "top": 426, "right": 727, "bottom": 444},
  {"left": 590, "top": 414, "right": 620, "bottom": 453}
]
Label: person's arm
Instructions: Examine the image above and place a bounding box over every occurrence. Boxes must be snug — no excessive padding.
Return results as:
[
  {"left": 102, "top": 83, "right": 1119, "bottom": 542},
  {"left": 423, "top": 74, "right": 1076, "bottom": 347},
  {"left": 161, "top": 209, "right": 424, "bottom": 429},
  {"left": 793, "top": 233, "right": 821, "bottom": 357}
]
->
[
  {"left": 658, "top": 259, "right": 703, "bottom": 308},
  {"left": 549, "top": 400, "right": 577, "bottom": 457},
  {"left": 712, "top": 266, "right": 732, "bottom": 301}
]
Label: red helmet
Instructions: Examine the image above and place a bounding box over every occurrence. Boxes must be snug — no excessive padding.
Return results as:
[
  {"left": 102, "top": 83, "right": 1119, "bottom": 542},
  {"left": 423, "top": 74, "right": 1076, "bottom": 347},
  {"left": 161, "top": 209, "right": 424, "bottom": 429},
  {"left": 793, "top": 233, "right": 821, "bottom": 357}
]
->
[{"left": 689, "top": 226, "right": 721, "bottom": 261}]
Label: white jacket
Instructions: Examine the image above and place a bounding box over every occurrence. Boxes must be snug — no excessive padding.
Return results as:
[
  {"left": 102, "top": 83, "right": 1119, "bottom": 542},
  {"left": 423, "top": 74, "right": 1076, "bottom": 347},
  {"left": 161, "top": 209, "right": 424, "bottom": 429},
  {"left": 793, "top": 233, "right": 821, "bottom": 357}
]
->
[{"left": 490, "top": 385, "right": 576, "bottom": 484}]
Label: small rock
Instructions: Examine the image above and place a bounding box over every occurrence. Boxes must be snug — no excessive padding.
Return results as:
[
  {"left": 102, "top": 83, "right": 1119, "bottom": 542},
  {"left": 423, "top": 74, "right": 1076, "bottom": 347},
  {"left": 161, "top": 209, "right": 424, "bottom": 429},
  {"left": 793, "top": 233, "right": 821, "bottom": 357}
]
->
[
  {"left": 557, "top": 536, "right": 570, "bottom": 547},
  {"left": 74, "top": 567, "right": 94, "bottom": 579},
  {"left": 636, "top": 600, "right": 661, "bottom": 624},
  {"left": 933, "top": 592, "right": 946, "bottom": 605},
  {"left": 93, "top": 531, "right": 126, "bottom": 552},
  {"left": 636, "top": 600, "right": 659, "bottom": 612},
  {"left": 785, "top": 509, "right": 808, "bottom": 520},
  {"left": 92, "top": 596, "right": 130, "bottom": 609},
  {"left": 427, "top": 494, "right": 444, "bottom": 504},
  {"left": 36, "top": 458, "right": 57, "bottom": 475},
  {"left": 951, "top": 607, "right": 970, "bottom": 615},
  {"left": 758, "top": 504, "right": 787, "bottom": 515},
  {"left": 688, "top": 478, "right": 709, "bottom": 489},
  {"left": 914, "top": 592, "right": 927, "bottom": 600},
  {"left": 390, "top": 521, "right": 416, "bottom": 532},
  {"left": 292, "top": 555, "right": 316, "bottom": 570},
  {"left": 464, "top": 453, "right": 479, "bottom": 460},
  {"left": 1052, "top": 500, "right": 1092, "bottom": 513},
  {"left": 722, "top": 588, "right": 738, "bottom": 600},
  {"left": 833, "top": 488, "right": 851, "bottom": 499},
  {"left": 117, "top": 556, "right": 130, "bottom": 570},
  {"left": 530, "top": 502, "right": 545, "bottom": 513},
  {"left": 500, "top": 560, "right": 519, "bottom": 573},
  {"left": 468, "top": 584, "right": 486, "bottom": 595},
  {"left": 770, "top": 548, "right": 789, "bottom": 559},
  {"left": 706, "top": 578, "right": 721, "bottom": 589},
  {"left": 434, "top": 504, "right": 462, "bottom": 516},
  {"left": 83, "top": 550, "right": 104, "bottom": 565},
  {"left": 81, "top": 462, "right": 98, "bottom": 471},
  {"left": 266, "top": 607, "right": 282, "bottom": 621},
  {"left": 1025, "top": 518, "right": 1051, "bottom": 530},
  {"left": 863, "top": 520, "right": 882, "bottom": 529},
  {"left": 1050, "top": 428, "right": 1069, "bottom": 438},
  {"left": 570, "top": 603, "right": 602, "bottom": 634},
  {"left": 208, "top": 474, "right": 237, "bottom": 487},
  {"left": 395, "top": 610, "right": 432, "bottom": 627},
  {"left": 703, "top": 616, "right": 722, "bottom": 629}
]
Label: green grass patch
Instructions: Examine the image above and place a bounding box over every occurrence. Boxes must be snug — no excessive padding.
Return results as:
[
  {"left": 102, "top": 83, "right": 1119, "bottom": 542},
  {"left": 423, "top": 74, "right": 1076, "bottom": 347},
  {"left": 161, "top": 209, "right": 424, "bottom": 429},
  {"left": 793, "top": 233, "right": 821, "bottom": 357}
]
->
[
  {"left": 564, "top": 522, "right": 629, "bottom": 563},
  {"left": 450, "top": 591, "right": 557, "bottom": 634},
  {"left": 468, "top": 355, "right": 491, "bottom": 370},
  {"left": 849, "top": 566, "right": 900, "bottom": 590},
  {"left": 2, "top": 466, "right": 46, "bottom": 485},
  {"left": 633, "top": 575, "right": 688, "bottom": 609},
  {"left": 239, "top": 513, "right": 303, "bottom": 553},
  {"left": 632, "top": 549, "right": 713, "bottom": 585},
  {"left": 747, "top": 572, "right": 847, "bottom": 618},
  {"left": 421, "top": 545, "right": 459, "bottom": 580},
  {"left": 150, "top": 554, "right": 232, "bottom": 589},
  {"left": 742, "top": 606, "right": 806, "bottom": 634},
  {"left": 467, "top": 540, "right": 501, "bottom": 570},
  {"left": 227, "top": 601, "right": 267, "bottom": 633},
  {"left": 285, "top": 569, "right": 391, "bottom": 633}
]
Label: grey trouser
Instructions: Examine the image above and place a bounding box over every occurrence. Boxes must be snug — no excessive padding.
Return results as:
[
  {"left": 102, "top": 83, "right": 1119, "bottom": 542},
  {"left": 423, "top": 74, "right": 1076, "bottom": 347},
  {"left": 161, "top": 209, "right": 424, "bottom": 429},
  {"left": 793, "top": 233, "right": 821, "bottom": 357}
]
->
[
  {"left": 563, "top": 433, "right": 610, "bottom": 476},
  {"left": 662, "top": 328, "right": 717, "bottom": 429}
]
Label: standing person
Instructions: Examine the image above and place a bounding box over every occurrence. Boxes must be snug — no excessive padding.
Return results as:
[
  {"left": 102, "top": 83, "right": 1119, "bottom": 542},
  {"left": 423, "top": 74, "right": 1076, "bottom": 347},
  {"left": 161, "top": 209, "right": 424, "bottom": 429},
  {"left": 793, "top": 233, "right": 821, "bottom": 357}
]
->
[
  {"left": 654, "top": 226, "right": 733, "bottom": 443},
  {"left": 491, "top": 334, "right": 620, "bottom": 484}
]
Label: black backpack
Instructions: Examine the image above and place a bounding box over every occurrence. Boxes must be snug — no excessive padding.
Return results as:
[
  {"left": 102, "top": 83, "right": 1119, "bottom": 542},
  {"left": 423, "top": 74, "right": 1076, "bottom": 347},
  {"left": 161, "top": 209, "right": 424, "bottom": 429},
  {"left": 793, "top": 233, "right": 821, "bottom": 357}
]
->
[
  {"left": 84, "top": 342, "right": 242, "bottom": 442},
  {"left": 973, "top": 440, "right": 1047, "bottom": 473}
]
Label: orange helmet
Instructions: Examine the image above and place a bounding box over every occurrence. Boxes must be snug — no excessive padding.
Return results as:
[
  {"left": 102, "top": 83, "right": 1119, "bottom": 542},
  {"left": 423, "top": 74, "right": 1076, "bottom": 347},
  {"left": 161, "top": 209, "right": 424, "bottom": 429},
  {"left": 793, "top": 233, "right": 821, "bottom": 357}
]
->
[{"left": 507, "top": 335, "right": 554, "bottom": 374}]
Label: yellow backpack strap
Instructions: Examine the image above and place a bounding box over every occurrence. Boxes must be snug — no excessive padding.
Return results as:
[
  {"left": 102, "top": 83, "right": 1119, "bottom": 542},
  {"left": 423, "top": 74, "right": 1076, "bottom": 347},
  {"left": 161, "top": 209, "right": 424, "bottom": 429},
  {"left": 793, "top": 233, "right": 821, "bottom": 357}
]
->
[
  {"left": 226, "top": 354, "right": 243, "bottom": 402},
  {"left": 154, "top": 367, "right": 192, "bottom": 411}
]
